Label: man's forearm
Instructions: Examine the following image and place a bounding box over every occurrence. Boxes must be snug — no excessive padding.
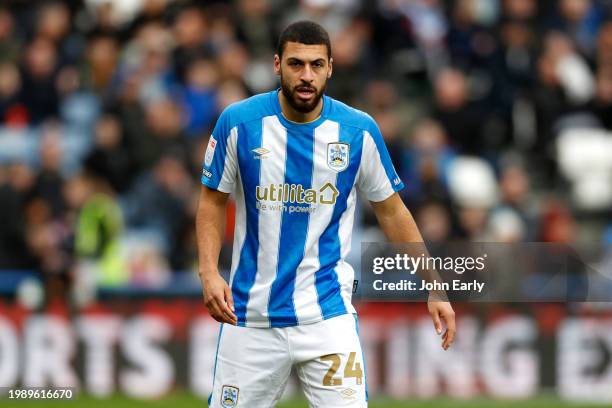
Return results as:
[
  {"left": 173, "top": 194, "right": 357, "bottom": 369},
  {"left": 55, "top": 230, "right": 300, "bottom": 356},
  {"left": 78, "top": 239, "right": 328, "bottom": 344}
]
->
[
  {"left": 196, "top": 188, "right": 228, "bottom": 280},
  {"left": 196, "top": 187, "right": 237, "bottom": 325}
]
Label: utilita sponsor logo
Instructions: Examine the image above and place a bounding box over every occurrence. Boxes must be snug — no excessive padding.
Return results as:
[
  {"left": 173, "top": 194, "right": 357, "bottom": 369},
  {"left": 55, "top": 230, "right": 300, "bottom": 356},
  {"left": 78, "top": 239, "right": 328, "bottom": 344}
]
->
[{"left": 255, "top": 183, "right": 339, "bottom": 205}]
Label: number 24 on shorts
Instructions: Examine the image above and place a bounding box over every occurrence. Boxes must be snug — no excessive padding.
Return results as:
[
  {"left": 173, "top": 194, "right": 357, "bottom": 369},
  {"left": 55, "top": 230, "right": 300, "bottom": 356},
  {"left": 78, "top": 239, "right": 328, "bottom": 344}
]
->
[{"left": 321, "top": 352, "right": 363, "bottom": 386}]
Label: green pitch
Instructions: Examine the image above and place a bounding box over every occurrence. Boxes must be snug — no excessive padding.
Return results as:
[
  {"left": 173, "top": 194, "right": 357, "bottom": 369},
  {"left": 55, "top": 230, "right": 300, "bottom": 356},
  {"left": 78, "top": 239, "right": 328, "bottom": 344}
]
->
[{"left": 6, "top": 393, "right": 604, "bottom": 408}]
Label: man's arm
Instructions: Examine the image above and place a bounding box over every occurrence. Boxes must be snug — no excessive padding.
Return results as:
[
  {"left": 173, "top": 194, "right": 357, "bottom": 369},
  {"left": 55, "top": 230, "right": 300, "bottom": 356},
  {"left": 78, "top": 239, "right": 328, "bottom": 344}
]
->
[
  {"left": 370, "top": 193, "right": 456, "bottom": 350},
  {"left": 196, "top": 185, "right": 237, "bottom": 325}
]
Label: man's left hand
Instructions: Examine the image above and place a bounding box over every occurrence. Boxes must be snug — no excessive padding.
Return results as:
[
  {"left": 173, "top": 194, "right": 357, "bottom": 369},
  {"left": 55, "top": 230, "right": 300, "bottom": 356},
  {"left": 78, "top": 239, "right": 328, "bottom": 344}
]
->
[{"left": 427, "top": 299, "right": 456, "bottom": 350}]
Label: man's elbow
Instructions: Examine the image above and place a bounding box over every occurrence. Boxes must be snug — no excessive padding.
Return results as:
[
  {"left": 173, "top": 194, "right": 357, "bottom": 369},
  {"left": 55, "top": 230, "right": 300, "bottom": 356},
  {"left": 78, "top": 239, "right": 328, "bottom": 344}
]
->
[{"left": 200, "top": 185, "right": 230, "bottom": 207}]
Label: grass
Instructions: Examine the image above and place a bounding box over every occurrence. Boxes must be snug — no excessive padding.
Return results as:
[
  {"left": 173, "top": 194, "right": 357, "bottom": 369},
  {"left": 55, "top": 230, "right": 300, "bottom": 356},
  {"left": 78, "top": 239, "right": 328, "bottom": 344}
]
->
[{"left": 3, "top": 393, "right": 606, "bottom": 408}]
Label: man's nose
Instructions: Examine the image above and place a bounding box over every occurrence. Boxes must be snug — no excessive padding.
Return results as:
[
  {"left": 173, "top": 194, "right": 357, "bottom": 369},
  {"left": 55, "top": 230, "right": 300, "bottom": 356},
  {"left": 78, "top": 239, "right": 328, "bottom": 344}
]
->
[{"left": 300, "top": 65, "right": 314, "bottom": 82}]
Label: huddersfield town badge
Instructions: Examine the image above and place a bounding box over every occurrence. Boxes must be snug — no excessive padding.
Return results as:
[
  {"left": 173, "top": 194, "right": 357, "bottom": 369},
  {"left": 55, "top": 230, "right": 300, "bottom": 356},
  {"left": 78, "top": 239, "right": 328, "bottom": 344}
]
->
[
  {"left": 327, "top": 142, "right": 349, "bottom": 172},
  {"left": 221, "top": 385, "right": 239, "bottom": 407}
]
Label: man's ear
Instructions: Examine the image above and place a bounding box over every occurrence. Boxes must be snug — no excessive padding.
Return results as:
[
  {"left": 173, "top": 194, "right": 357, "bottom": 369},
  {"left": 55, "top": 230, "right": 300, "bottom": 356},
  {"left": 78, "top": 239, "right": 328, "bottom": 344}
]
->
[
  {"left": 327, "top": 57, "right": 333, "bottom": 79},
  {"left": 274, "top": 54, "right": 281, "bottom": 76}
]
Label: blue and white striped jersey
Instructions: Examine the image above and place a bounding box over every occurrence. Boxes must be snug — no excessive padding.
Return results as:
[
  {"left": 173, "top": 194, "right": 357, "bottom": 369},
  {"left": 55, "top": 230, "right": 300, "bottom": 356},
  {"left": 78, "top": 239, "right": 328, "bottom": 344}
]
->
[{"left": 201, "top": 90, "right": 404, "bottom": 327}]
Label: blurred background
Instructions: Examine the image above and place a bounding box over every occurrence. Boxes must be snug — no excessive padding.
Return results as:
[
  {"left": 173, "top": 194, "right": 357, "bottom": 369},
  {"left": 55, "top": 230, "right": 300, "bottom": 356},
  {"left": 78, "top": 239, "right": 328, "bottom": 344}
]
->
[{"left": 0, "top": 0, "right": 611, "bottom": 406}]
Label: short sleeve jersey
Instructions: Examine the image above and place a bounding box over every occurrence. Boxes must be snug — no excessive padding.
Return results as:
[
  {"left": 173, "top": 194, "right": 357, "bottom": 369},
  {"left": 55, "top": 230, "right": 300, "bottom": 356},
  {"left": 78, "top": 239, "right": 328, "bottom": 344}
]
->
[{"left": 202, "top": 90, "right": 404, "bottom": 327}]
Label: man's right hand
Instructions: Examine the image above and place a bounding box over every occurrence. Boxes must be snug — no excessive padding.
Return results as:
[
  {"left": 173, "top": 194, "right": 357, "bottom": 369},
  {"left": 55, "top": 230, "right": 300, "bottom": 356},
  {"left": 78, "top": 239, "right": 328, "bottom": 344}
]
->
[{"left": 202, "top": 272, "right": 237, "bottom": 325}]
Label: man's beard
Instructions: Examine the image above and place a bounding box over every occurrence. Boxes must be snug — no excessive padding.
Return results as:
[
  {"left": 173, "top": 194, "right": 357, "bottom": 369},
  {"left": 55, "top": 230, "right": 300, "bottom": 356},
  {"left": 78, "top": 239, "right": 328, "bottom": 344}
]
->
[{"left": 280, "top": 74, "right": 326, "bottom": 114}]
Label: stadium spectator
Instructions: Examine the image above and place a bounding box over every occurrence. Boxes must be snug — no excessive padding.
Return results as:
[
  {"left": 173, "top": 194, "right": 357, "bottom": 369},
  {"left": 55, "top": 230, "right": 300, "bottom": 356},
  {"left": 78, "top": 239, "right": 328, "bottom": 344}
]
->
[
  {"left": 0, "top": 62, "right": 24, "bottom": 125},
  {"left": 401, "top": 118, "right": 455, "bottom": 207},
  {"left": 84, "top": 113, "right": 133, "bottom": 193},
  {"left": 0, "top": 164, "right": 35, "bottom": 269},
  {"left": 432, "top": 68, "right": 488, "bottom": 154},
  {"left": 35, "top": 121, "right": 67, "bottom": 217},
  {"left": 415, "top": 199, "right": 453, "bottom": 243},
  {"left": 0, "top": 7, "right": 19, "bottom": 64},
  {"left": 178, "top": 57, "right": 220, "bottom": 137},
  {"left": 122, "top": 153, "right": 194, "bottom": 271},
  {"left": 19, "top": 37, "right": 61, "bottom": 124},
  {"left": 68, "top": 170, "right": 126, "bottom": 287}
]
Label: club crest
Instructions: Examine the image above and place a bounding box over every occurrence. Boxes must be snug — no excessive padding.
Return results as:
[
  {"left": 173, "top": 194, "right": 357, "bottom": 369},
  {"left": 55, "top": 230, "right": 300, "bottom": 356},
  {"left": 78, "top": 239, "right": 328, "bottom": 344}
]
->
[
  {"left": 327, "top": 142, "right": 349, "bottom": 172},
  {"left": 221, "top": 385, "right": 239, "bottom": 407}
]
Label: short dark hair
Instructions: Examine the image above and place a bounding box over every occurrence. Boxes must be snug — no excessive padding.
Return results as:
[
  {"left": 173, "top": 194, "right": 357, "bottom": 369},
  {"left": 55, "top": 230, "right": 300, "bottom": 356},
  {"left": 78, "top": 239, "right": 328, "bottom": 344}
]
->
[{"left": 277, "top": 21, "right": 331, "bottom": 59}]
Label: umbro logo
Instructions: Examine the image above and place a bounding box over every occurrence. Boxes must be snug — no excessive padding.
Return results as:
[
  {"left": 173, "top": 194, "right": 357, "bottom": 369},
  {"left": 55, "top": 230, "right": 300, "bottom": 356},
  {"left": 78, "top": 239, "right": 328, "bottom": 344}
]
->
[
  {"left": 252, "top": 147, "right": 270, "bottom": 159},
  {"left": 340, "top": 388, "right": 357, "bottom": 399}
]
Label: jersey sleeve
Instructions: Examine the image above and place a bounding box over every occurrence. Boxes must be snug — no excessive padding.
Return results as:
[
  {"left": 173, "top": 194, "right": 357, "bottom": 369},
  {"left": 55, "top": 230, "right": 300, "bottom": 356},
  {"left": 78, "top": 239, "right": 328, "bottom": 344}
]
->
[
  {"left": 356, "top": 119, "right": 405, "bottom": 202},
  {"left": 201, "top": 108, "right": 238, "bottom": 193}
]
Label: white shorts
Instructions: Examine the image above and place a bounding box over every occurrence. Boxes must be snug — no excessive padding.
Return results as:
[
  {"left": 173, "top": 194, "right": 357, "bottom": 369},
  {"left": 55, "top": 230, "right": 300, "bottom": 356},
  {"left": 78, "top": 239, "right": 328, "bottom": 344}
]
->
[{"left": 208, "top": 313, "right": 368, "bottom": 408}]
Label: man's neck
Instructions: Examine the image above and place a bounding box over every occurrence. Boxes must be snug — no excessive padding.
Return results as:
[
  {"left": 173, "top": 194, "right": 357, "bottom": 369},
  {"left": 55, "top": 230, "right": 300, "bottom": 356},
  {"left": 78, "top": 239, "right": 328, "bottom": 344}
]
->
[{"left": 278, "top": 91, "right": 323, "bottom": 124}]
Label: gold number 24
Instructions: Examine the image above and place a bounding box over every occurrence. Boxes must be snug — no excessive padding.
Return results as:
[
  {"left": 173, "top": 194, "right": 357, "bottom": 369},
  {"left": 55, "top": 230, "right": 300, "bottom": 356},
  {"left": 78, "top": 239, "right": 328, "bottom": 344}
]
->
[{"left": 321, "top": 352, "right": 363, "bottom": 386}]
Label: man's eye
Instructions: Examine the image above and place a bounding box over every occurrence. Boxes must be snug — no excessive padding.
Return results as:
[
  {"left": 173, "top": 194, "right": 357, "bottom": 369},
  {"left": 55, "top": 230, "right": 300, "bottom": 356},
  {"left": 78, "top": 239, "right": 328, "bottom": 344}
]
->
[{"left": 313, "top": 62, "right": 323, "bottom": 68}]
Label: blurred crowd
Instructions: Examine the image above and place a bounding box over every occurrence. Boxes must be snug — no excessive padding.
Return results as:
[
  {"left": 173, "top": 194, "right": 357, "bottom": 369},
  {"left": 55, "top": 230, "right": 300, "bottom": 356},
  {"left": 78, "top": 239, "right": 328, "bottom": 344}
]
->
[{"left": 0, "top": 0, "right": 611, "bottom": 299}]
